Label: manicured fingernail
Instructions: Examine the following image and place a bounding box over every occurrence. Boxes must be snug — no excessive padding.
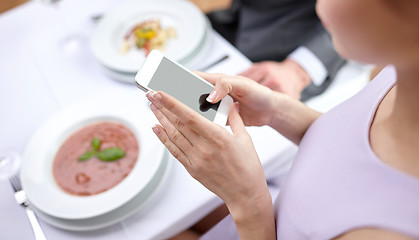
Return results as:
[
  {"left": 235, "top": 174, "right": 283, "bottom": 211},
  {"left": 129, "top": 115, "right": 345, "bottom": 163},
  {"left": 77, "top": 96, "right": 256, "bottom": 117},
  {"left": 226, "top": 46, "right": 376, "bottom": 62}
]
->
[
  {"left": 146, "top": 91, "right": 162, "bottom": 102},
  {"left": 150, "top": 103, "right": 158, "bottom": 112},
  {"left": 146, "top": 91, "right": 153, "bottom": 101},
  {"left": 152, "top": 125, "right": 160, "bottom": 134},
  {"left": 152, "top": 91, "right": 162, "bottom": 101},
  {"left": 206, "top": 90, "right": 217, "bottom": 102}
]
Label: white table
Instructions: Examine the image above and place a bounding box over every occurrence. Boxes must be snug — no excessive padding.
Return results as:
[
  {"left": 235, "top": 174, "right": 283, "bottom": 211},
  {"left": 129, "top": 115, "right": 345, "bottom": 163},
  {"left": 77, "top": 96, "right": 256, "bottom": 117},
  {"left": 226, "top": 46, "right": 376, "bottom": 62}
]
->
[{"left": 0, "top": 0, "right": 371, "bottom": 239}]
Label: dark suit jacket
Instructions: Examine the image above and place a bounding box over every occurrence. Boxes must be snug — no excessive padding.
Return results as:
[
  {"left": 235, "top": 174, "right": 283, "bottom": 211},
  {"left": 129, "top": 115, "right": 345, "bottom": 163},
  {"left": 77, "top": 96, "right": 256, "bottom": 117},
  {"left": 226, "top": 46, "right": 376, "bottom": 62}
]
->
[{"left": 207, "top": 0, "right": 346, "bottom": 100}]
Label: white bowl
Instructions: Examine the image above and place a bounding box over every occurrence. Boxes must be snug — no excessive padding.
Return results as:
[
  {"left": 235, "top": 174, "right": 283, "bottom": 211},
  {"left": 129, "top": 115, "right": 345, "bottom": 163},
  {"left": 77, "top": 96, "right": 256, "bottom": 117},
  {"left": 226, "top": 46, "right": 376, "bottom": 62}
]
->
[
  {"left": 21, "top": 94, "right": 165, "bottom": 220},
  {"left": 31, "top": 150, "right": 172, "bottom": 231}
]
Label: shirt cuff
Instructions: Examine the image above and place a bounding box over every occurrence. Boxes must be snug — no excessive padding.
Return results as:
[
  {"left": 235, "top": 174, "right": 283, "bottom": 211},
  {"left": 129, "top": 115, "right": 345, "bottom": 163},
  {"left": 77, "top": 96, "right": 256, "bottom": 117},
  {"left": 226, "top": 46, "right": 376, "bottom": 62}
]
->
[{"left": 288, "top": 46, "right": 327, "bottom": 86}]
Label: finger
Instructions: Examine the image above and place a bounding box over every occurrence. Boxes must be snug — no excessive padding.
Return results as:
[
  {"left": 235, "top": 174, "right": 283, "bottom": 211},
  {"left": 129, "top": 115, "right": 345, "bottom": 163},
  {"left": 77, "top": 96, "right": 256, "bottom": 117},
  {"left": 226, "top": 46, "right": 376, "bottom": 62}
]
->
[
  {"left": 195, "top": 72, "right": 258, "bottom": 104},
  {"left": 194, "top": 71, "right": 226, "bottom": 86},
  {"left": 150, "top": 102, "right": 195, "bottom": 150},
  {"left": 263, "top": 75, "right": 283, "bottom": 93},
  {"left": 255, "top": 73, "right": 269, "bottom": 85},
  {"left": 191, "top": 72, "right": 231, "bottom": 103},
  {"left": 151, "top": 124, "right": 193, "bottom": 167},
  {"left": 238, "top": 66, "right": 253, "bottom": 77},
  {"left": 148, "top": 91, "right": 221, "bottom": 140},
  {"left": 248, "top": 69, "right": 265, "bottom": 83},
  {"left": 239, "top": 65, "right": 263, "bottom": 82},
  {"left": 228, "top": 103, "right": 247, "bottom": 137},
  {"left": 150, "top": 98, "right": 201, "bottom": 144}
]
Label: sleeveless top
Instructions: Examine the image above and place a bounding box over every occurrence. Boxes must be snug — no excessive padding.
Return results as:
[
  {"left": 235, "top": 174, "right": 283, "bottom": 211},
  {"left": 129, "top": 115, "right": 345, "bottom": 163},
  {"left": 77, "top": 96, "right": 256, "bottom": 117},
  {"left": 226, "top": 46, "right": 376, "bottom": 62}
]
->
[
  {"left": 276, "top": 65, "right": 419, "bottom": 239},
  {"left": 201, "top": 65, "right": 419, "bottom": 239}
]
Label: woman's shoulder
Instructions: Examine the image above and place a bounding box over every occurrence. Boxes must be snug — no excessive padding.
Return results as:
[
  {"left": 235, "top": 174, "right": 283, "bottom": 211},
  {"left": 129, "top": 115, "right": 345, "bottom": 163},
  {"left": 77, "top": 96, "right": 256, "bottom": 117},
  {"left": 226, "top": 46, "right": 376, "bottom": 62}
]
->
[{"left": 334, "top": 228, "right": 413, "bottom": 240}]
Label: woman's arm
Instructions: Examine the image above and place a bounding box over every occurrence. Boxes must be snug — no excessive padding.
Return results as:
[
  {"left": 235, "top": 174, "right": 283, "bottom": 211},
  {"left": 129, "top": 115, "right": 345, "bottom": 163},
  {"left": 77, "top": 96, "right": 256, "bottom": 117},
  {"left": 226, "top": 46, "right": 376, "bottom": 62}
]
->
[
  {"left": 228, "top": 189, "right": 276, "bottom": 240},
  {"left": 268, "top": 92, "right": 322, "bottom": 144}
]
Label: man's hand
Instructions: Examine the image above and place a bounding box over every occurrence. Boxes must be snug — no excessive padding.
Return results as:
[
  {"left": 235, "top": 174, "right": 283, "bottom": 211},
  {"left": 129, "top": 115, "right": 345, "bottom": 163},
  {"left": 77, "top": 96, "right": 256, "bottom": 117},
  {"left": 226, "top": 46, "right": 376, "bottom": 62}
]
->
[{"left": 240, "top": 59, "right": 311, "bottom": 100}]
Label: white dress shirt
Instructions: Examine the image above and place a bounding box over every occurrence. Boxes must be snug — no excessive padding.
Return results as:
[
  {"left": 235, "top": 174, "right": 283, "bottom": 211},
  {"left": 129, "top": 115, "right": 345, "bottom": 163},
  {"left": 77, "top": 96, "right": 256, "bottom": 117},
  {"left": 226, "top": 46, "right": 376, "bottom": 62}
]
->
[{"left": 289, "top": 46, "right": 328, "bottom": 86}]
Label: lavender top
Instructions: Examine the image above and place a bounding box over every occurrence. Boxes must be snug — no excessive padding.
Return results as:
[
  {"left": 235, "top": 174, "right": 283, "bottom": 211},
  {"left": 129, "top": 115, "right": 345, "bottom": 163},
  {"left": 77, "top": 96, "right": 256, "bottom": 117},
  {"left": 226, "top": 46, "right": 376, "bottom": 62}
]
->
[{"left": 202, "top": 66, "right": 419, "bottom": 239}]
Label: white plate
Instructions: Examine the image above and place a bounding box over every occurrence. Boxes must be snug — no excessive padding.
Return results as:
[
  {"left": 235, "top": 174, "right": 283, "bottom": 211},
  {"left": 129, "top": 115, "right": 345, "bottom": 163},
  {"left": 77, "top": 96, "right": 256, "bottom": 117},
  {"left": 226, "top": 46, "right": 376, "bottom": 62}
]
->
[
  {"left": 101, "top": 66, "right": 137, "bottom": 84},
  {"left": 32, "top": 150, "right": 172, "bottom": 231},
  {"left": 101, "top": 19, "right": 213, "bottom": 83},
  {"left": 21, "top": 94, "right": 165, "bottom": 219},
  {"left": 91, "top": 0, "right": 207, "bottom": 73}
]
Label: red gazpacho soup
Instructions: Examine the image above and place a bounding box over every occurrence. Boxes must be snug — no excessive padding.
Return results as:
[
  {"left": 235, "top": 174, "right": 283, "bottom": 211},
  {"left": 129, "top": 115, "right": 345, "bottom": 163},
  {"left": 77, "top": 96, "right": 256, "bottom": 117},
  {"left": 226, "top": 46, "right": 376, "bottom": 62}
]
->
[{"left": 53, "top": 122, "right": 139, "bottom": 196}]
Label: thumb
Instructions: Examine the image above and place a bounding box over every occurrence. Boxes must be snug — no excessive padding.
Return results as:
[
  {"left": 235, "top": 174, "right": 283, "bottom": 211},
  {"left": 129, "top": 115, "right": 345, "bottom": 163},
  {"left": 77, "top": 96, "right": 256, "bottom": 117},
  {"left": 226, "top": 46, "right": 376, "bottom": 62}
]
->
[
  {"left": 195, "top": 72, "right": 231, "bottom": 103},
  {"left": 228, "top": 103, "right": 247, "bottom": 136}
]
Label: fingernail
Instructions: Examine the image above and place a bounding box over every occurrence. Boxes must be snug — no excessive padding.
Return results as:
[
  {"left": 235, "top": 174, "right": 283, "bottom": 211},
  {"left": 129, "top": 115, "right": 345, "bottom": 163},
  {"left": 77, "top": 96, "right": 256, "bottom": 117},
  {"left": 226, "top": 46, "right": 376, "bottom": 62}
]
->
[
  {"left": 150, "top": 103, "right": 158, "bottom": 112},
  {"left": 206, "top": 90, "right": 217, "bottom": 102},
  {"left": 146, "top": 91, "right": 153, "bottom": 101},
  {"left": 152, "top": 125, "right": 160, "bottom": 134},
  {"left": 152, "top": 91, "right": 162, "bottom": 101},
  {"left": 146, "top": 91, "right": 162, "bottom": 102}
]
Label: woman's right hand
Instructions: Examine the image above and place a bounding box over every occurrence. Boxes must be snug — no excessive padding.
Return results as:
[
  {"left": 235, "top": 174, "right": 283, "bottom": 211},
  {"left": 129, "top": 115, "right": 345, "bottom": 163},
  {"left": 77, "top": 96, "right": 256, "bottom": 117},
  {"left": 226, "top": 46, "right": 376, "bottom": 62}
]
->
[
  {"left": 195, "top": 72, "right": 278, "bottom": 127},
  {"left": 196, "top": 71, "right": 322, "bottom": 145}
]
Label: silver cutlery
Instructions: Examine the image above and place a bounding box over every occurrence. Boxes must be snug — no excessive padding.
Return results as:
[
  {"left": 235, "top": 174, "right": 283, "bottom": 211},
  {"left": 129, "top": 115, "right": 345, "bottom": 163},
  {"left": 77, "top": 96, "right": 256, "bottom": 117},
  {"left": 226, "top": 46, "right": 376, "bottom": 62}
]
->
[
  {"left": 91, "top": 13, "right": 103, "bottom": 23},
  {"left": 9, "top": 174, "right": 47, "bottom": 240},
  {"left": 198, "top": 54, "right": 230, "bottom": 71}
]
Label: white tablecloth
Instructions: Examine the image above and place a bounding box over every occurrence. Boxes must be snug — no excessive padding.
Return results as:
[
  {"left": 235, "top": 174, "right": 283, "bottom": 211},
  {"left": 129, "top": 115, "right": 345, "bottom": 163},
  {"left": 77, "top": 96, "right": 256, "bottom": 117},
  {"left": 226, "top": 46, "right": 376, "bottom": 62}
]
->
[{"left": 0, "top": 0, "right": 371, "bottom": 239}]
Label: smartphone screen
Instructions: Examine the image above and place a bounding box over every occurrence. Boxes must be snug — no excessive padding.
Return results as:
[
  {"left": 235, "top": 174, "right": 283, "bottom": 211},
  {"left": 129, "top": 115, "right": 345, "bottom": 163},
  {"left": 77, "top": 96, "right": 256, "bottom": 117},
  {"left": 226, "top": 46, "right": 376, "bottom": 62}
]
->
[{"left": 148, "top": 57, "right": 219, "bottom": 121}]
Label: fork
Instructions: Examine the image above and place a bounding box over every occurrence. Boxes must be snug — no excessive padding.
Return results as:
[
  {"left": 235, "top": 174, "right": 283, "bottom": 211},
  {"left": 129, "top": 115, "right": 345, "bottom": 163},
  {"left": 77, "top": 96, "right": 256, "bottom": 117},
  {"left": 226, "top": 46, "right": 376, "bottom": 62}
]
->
[{"left": 9, "top": 174, "right": 47, "bottom": 240}]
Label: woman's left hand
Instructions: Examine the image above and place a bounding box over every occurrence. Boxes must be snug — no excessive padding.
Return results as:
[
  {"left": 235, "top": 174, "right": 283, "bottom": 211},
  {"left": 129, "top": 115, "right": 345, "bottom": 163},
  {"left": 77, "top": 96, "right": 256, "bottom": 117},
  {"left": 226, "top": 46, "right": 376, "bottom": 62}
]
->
[{"left": 146, "top": 91, "right": 270, "bottom": 213}]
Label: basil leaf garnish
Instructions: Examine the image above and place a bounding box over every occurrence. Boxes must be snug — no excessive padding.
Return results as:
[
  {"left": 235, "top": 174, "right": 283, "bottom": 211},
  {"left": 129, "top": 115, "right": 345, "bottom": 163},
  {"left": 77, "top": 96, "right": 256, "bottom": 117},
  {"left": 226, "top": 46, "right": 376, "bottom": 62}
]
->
[
  {"left": 77, "top": 137, "right": 125, "bottom": 163},
  {"left": 97, "top": 147, "right": 126, "bottom": 162},
  {"left": 78, "top": 150, "right": 96, "bottom": 162},
  {"left": 92, "top": 137, "right": 101, "bottom": 150}
]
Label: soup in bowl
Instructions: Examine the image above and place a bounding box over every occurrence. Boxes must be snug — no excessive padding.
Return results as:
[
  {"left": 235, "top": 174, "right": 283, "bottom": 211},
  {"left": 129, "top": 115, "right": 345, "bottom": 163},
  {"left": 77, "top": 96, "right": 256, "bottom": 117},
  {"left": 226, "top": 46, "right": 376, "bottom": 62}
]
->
[{"left": 53, "top": 122, "right": 139, "bottom": 196}]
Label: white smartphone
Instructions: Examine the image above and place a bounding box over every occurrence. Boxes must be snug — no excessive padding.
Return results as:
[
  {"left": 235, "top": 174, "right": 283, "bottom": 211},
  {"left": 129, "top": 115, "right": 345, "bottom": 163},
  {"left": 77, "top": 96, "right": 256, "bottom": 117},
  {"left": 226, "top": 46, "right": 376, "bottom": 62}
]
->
[{"left": 135, "top": 50, "right": 233, "bottom": 126}]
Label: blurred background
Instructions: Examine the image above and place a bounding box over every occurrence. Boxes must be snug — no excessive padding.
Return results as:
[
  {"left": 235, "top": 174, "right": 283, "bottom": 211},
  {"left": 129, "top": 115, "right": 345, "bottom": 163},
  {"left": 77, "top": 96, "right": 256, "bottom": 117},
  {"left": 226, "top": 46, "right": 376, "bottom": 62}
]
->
[
  {"left": 0, "top": 0, "right": 380, "bottom": 79},
  {"left": 0, "top": 0, "right": 232, "bottom": 13},
  {"left": 0, "top": 0, "right": 27, "bottom": 13}
]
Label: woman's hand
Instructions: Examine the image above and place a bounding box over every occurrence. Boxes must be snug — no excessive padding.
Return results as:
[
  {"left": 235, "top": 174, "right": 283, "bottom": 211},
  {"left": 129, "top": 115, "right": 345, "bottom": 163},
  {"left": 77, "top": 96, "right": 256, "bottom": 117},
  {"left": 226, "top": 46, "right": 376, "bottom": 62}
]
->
[
  {"left": 195, "top": 72, "right": 277, "bottom": 127},
  {"left": 146, "top": 91, "right": 275, "bottom": 239},
  {"left": 146, "top": 91, "right": 268, "bottom": 207},
  {"left": 197, "top": 71, "right": 322, "bottom": 145}
]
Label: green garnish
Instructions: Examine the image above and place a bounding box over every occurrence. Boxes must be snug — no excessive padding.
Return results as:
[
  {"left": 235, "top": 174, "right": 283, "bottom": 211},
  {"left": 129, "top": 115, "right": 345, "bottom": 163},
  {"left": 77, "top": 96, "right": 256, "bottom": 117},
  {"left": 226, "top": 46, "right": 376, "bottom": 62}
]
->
[
  {"left": 92, "top": 137, "right": 101, "bottom": 150},
  {"left": 97, "top": 147, "right": 126, "bottom": 162},
  {"left": 78, "top": 150, "right": 96, "bottom": 162},
  {"left": 78, "top": 138, "right": 125, "bottom": 162},
  {"left": 136, "top": 38, "right": 145, "bottom": 48}
]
